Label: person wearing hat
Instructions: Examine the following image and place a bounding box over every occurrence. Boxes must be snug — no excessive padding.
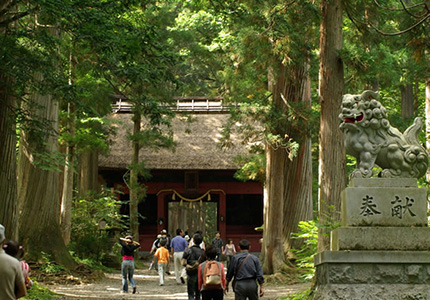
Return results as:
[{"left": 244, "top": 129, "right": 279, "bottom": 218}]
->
[
  {"left": 0, "top": 224, "right": 27, "bottom": 299},
  {"left": 119, "top": 235, "right": 140, "bottom": 294}
]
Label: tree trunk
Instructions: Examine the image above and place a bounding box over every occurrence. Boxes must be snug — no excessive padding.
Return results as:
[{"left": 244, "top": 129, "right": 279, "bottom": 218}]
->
[
  {"left": 17, "top": 77, "right": 75, "bottom": 268},
  {"left": 0, "top": 75, "right": 18, "bottom": 240},
  {"left": 17, "top": 22, "right": 75, "bottom": 267},
  {"left": 262, "top": 144, "right": 287, "bottom": 274},
  {"left": 401, "top": 83, "right": 414, "bottom": 118},
  {"left": 283, "top": 63, "right": 313, "bottom": 253},
  {"left": 318, "top": 0, "right": 346, "bottom": 252},
  {"left": 262, "top": 61, "right": 313, "bottom": 273},
  {"left": 0, "top": 0, "right": 18, "bottom": 240},
  {"left": 129, "top": 111, "right": 141, "bottom": 241},
  {"left": 77, "top": 149, "right": 99, "bottom": 198},
  {"left": 60, "top": 102, "right": 76, "bottom": 245}
]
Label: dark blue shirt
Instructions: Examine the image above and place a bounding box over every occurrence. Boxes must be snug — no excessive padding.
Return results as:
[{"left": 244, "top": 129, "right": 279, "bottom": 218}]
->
[
  {"left": 226, "top": 251, "right": 264, "bottom": 284},
  {"left": 211, "top": 237, "right": 224, "bottom": 252},
  {"left": 170, "top": 235, "right": 188, "bottom": 252}
]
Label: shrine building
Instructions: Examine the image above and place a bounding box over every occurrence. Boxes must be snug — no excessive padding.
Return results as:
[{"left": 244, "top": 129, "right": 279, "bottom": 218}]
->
[{"left": 98, "top": 97, "right": 264, "bottom": 252}]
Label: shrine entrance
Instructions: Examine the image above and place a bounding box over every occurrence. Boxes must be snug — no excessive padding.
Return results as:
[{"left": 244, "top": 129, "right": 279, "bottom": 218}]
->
[{"left": 167, "top": 194, "right": 219, "bottom": 240}]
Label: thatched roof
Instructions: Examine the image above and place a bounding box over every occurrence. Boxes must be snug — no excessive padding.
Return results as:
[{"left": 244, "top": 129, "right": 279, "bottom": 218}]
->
[{"left": 98, "top": 113, "right": 251, "bottom": 170}]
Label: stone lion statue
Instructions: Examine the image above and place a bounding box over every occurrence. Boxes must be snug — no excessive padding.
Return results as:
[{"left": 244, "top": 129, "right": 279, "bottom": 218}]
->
[{"left": 339, "top": 90, "right": 428, "bottom": 178}]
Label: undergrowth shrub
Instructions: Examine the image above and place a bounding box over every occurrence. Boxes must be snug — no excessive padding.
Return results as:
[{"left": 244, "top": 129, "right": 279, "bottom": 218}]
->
[
  {"left": 39, "top": 252, "right": 66, "bottom": 274},
  {"left": 291, "top": 220, "right": 318, "bottom": 281},
  {"left": 69, "top": 189, "right": 125, "bottom": 263},
  {"left": 23, "top": 281, "right": 61, "bottom": 300},
  {"left": 279, "top": 288, "right": 312, "bottom": 300},
  {"left": 290, "top": 207, "right": 340, "bottom": 282}
]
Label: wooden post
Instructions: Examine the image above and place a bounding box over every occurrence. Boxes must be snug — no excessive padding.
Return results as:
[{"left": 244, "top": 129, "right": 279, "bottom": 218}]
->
[
  {"left": 219, "top": 192, "right": 227, "bottom": 241},
  {"left": 157, "top": 192, "right": 166, "bottom": 233}
]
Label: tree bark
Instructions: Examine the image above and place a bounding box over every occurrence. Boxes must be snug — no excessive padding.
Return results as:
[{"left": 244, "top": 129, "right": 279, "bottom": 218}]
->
[
  {"left": 401, "top": 83, "right": 414, "bottom": 118},
  {"left": 17, "top": 22, "right": 75, "bottom": 267},
  {"left": 17, "top": 76, "right": 75, "bottom": 268},
  {"left": 0, "top": 75, "right": 18, "bottom": 240},
  {"left": 283, "top": 63, "right": 313, "bottom": 253},
  {"left": 77, "top": 149, "right": 99, "bottom": 197},
  {"left": 129, "top": 110, "right": 141, "bottom": 241},
  {"left": 262, "top": 60, "right": 313, "bottom": 273},
  {"left": 60, "top": 102, "right": 76, "bottom": 245},
  {"left": 263, "top": 143, "right": 287, "bottom": 274},
  {"left": 0, "top": 0, "right": 18, "bottom": 241},
  {"left": 318, "top": 0, "right": 346, "bottom": 252}
]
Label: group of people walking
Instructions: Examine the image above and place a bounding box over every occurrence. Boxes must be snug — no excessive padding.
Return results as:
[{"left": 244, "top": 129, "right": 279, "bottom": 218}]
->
[
  {"left": 120, "top": 228, "right": 264, "bottom": 300},
  {"left": 1, "top": 222, "right": 264, "bottom": 300}
]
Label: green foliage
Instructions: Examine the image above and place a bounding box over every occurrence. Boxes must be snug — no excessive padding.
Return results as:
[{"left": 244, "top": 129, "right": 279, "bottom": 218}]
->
[
  {"left": 69, "top": 189, "right": 125, "bottom": 261},
  {"left": 39, "top": 252, "right": 66, "bottom": 274},
  {"left": 59, "top": 113, "right": 117, "bottom": 157},
  {"left": 279, "top": 289, "right": 312, "bottom": 300},
  {"left": 234, "top": 154, "right": 266, "bottom": 184},
  {"left": 72, "top": 255, "right": 113, "bottom": 273},
  {"left": 23, "top": 281, "right": 61, "bottom": 300},
  {"left": 291, "top": 220, "right": 318, "bottom": 281}
]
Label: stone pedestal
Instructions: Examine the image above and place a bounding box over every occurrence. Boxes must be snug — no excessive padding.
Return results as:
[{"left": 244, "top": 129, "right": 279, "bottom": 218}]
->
[{"left": 313, "top": 178, "right": 430, "bottom": 300}]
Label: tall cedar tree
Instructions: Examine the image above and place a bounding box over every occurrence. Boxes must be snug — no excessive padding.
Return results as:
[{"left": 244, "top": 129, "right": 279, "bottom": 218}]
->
[
  {"left": 192, "top": 1, "right": 317, "bottom": 272},
  {"left": 318, "top": 0, "right": 347, "bottom": 251}
]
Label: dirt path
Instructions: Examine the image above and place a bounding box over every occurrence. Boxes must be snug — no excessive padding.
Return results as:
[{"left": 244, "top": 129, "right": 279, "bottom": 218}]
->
[{"left": 45, "top": 267, "right": 310, "bottom": 300}]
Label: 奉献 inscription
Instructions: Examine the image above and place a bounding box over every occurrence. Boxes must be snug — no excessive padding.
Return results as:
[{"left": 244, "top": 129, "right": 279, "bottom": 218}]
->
[
  {"left": 342, "top": 184, "right": 427, "bottom": 227},
  {"left": 360, "top": 195, "right": 381, "bottom": 216},
  {"left": 391, "top": 196, "right": 416, "bottom": 219}
]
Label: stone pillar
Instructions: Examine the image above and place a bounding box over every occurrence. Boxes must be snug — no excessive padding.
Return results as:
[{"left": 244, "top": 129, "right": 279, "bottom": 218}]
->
[{"left": 314, "top": 178, "right": 430, "bottom": 299}]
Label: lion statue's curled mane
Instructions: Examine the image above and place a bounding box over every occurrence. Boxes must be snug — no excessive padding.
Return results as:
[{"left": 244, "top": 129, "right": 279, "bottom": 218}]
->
[{"left": 339, "top": 90, "right": 428, "bottom": 178}]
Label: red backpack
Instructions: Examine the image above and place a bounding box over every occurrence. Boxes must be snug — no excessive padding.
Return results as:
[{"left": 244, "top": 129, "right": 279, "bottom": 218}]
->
[{"left": 203, "top": 261, "right": 223, "bottom": 290}]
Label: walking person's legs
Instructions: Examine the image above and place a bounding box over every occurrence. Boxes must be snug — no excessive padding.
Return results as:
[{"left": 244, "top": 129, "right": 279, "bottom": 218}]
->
[
  {"left": 125, "top": 260, "right": 137, "bottom": 294},
  {"left": 174, "top": 252, "right": 184, "bottom": 284},
  {"left": 154, "top": 256, "right": 159, "bottom": 271},
  {"left": 202, "top": 290, "right": 224, "bottom": 300},
  {"left": 121, "top": 261, "right": 129, "bottom": 292},
  {"left": 187, "top": 274, "right": 200, "bottom": 300},
  {"left": 234, "top": 280, "right": 258, "bottom": 300},
  {"left": 158, "top": 263, "right": 165, "bottom": 285}
]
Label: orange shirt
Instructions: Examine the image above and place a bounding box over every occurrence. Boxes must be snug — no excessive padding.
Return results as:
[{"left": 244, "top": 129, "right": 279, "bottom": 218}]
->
[{"left": 154, "top": 246, "right": 169, "bottom": 264}]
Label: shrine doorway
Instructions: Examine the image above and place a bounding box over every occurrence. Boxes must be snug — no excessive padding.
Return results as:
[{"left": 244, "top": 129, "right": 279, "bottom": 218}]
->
[{"left": 168, "top": 195, "right": 219, "bottom": 241}]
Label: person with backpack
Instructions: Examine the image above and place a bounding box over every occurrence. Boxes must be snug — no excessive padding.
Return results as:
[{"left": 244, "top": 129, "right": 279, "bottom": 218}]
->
[
  {"left": 198, "top": 244, "right": 226, "bottom": 300},
  {"left": 225, "top": 239, "right": 264, "bottom": 300},
  {"left": 182, "top": 233, "right": 204, "bottom": 300},
  {"left": 149, "top": 234, "right": 162, "bottom": 271}
]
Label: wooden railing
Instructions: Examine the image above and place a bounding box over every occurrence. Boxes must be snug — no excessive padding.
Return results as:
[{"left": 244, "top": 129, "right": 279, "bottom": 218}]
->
[{"left": 112, "top": 96, "right": 232, "bottom": 113}]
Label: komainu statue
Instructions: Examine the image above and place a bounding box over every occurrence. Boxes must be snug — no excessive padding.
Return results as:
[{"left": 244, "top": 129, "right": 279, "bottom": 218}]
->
[{"left": 339, "top": 90, "right": 428, "bottom": 178}]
